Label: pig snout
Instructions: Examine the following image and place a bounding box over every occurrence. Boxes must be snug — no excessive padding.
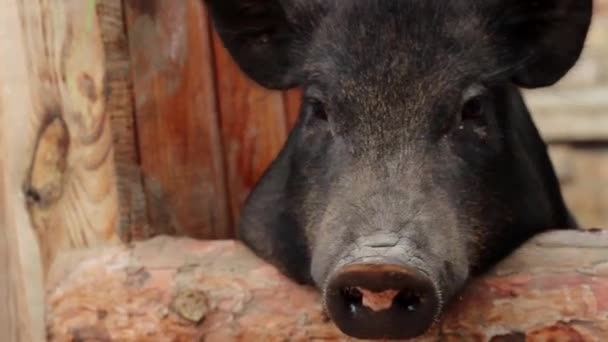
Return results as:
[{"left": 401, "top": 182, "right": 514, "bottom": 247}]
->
[{"left": 324, "top": 263, "right": 440, "bottom": 340}]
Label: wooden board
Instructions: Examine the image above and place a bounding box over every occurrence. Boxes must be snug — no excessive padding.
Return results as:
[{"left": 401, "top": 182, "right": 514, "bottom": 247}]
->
[
  {"left": 0, "top": 0, "right": 130, "bottom": 339},
  {"left": 124, "top": 0, "right": 231, "bottom": 239},
  {"left": 210, "top": 29, "right": 288, "bottom": 226},
  {"left": 550, "top": 144, "right": 608, "bottom": 228},
  {"left": 98, "top": 0, "right": 149, "bottom": 241},
  {"left": 0, "top": 0, "right": 123, "bottom": 279},
  {"left": 0, "top": 153, "right": 43, "bottom": 340}
]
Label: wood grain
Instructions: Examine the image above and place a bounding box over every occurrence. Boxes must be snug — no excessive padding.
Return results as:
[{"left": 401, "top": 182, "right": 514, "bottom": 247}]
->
[
  {"left": 0, "top": 0, "right": 123, "bottom": 281},
  {"left": 98, "top": 0, "right": 150, "bottom": 241},
  {"left": 47, "top": 230, "right": 608, "bottom": 341},
  {"left": 0, "top": 0, "right": 125, "bottom": 340},
  {"left": 210, "top": 28, "right": 288, "bottom": 227},
  {"left": 125, "top": 0, "right": 231, "bottom": 239},
  {"left": 550, "top": 144, "right": 608, "bottom": 229}
]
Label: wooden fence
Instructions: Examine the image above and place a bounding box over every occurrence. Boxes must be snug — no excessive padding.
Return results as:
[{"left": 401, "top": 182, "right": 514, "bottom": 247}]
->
[
  {"left": 122, "top": 0, "right": 303, "bottom": 241},
  {"left": 0, "top": 0, "right": 607, "bottom": 340}
]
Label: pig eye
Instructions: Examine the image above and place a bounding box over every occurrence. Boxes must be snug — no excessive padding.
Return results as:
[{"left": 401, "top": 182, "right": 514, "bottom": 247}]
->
[
  {"left": 309, "top": 99, "right": 328, "bottom": 122},
  {"left": 460, "top": 96, "right": 484, "bottom": 122}
]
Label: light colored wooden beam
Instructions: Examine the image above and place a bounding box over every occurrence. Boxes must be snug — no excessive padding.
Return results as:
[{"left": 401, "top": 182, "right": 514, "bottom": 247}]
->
[
  {"left": 0, "top": 0, "right": 48, "bottom": 340},
  {"left": 1, "top": 0, "right": 125, "bottom": 280}
]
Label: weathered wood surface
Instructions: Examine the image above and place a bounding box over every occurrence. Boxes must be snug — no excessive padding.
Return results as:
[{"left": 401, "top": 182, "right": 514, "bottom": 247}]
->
[
  {"left": 122, "top": 0, "right": 300, "bottom": 239},
  {"left": 19, "top": 0, "right": 125, "bottom": 275},
  {"left": 211, "top": 29, "right": 288, "bottom": 226},
  {"left": 99, "top": 0, "right": 149, "bottom": 241},
  {"left": 124, "top": 0, "right": 231, "bottom": 239},
  {"left": 0, "top": 6, "right": 46, "bottom": 334},
  {"left": 550, "top": 144, "right": 608, "bottom": 229},
  {"left": 1, "top": 0, "right": 130, "bottom": 339},
  {"left": 1, "top": 0, "right": 124, "bottom": 323},
  {"left": 47, "top": 230, "right": 608, "bottom": 341}
]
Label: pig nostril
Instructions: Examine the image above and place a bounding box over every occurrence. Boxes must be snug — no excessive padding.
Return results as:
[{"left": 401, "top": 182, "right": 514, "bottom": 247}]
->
[
  {"left": 395, "top": 291, "right": 423, "bottom": 312},
  {"left": 342, "top": 287, "right": 363, "bottom": 306}
]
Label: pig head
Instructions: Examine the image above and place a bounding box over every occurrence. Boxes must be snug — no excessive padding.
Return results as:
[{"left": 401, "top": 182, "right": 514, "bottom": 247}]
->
[{"left": 206, "top": 0, "right": 592, "bottom": 339}]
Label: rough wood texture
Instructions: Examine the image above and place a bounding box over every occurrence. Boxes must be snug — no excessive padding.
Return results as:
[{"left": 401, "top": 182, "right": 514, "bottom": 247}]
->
[
  {"left": 0, "top": 0, "right": 123, "bottom": 278},
  {"left": 210, "top": 29, "right": 288, "bottom": 226},
  {"left": 125, "top": 0, "right": 231, "bottom": 239},
  {"left": 98, "top": 0, "right": 150, "bottom": 241},
  {"left": 1, "top": 0, "right": 121, "bottom": 340},
  {"left": 550, "top": 144, "right": 608, "bottom": 229},
  {"left": 47, "top": 230, "right": 608, "bottom": 341}
]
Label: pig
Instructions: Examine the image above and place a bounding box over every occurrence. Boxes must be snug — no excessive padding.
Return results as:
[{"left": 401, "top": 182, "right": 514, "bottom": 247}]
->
[{"left": 206, "top": 0, "right": 593, "bottom": 339}]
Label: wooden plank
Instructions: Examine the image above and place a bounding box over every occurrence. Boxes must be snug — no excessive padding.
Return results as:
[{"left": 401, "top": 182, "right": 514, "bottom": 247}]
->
[
  {"left": 549, "top": 144, "right": 608, "bottom": 229},
  {"left": 284, "top": 88, "right": 303, "bottom": 131},
  {"left": 0, "top": 108, "right": 45, "bottom": 340},
  {"left": 0, "top": 152, "right": 44, "bottom": 342},
  {"left": 124, "top": 0, "right": 231, "bottom": 239},
  {"left": 0, "top": 0, "right": 122, "bottom": 279},
  {"left": 210, "top": 28, "right": 288, "bottom": 227},
  {"left": 0, "top": 0, "right": 103, "bottom": 340},
  {"left": 47, "top": 231, "right": 608, "bottom": 340},
  {"left": 97, "top": 0, "right": 150, "bottom": 241},
  {"left": 526, "top": 87, "right": 608, "bottom": 142}
]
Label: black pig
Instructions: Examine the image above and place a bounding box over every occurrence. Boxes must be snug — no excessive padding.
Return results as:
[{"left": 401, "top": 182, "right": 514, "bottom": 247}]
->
[{"left": 206, "top": 0, "right": 592, "bottom": 339}]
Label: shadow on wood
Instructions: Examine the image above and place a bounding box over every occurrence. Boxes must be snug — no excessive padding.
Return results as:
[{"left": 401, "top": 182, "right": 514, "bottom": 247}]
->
[{"left": 46, "top": 230, "right": 608, "bottom": 341}]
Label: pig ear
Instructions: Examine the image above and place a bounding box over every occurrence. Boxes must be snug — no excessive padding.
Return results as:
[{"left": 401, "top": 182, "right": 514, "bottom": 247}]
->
[
  {"left": 205, "top": 0, "right": 322, "bottom": 90},
  {"left": 497, "top": 0, "right": 593, "bottom": 88}
]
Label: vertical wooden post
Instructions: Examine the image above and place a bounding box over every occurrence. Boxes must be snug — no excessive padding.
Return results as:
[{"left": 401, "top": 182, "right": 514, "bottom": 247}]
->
[
  {"left": 98, "top": 0, "right": 149, "bottom": 241},
  {"left": 124, "top": 0, "right": 232, "bottom": 239},
  {"left": 0, "top": 1, "right": 50, "bottom": 340},
  {"left": 0, "top": 120, "right": 45, "bottom": 339},
  {"left": 0, "top": 0, "right": 125, "bottom": 278},
  {"left": 0, "top": 165, "right": 44, "bottom": 340}
]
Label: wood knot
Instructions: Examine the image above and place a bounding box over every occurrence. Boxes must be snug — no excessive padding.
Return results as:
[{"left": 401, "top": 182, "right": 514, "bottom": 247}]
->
[
  {"left": 78, "top": 73, "right": 98, "bottom": 102},
  {"left": 170, "top": 288, "right": 209, "bottom": 324},
  {"left": 25, "top": 116, "right": 70, "bottom": 209}
]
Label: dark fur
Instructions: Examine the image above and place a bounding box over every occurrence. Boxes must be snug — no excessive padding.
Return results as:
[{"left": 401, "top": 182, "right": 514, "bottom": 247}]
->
[{"left": 206, "top": 0, "right": 592, "bottom": 335}]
